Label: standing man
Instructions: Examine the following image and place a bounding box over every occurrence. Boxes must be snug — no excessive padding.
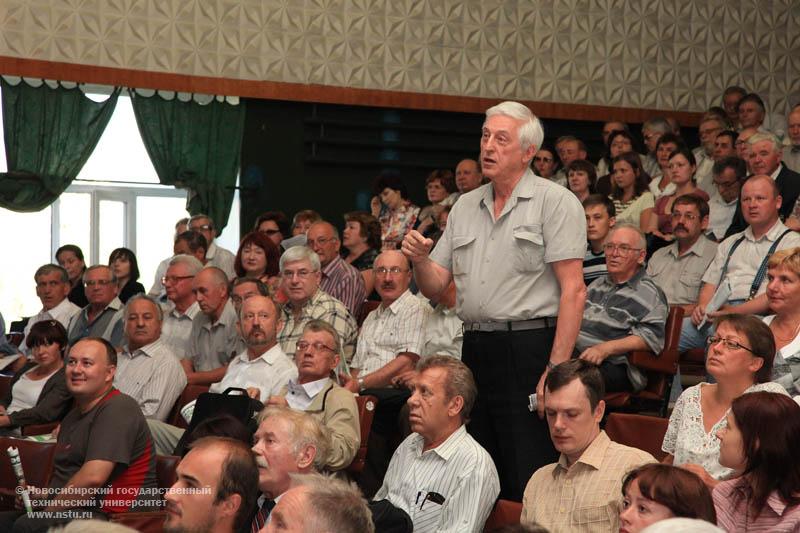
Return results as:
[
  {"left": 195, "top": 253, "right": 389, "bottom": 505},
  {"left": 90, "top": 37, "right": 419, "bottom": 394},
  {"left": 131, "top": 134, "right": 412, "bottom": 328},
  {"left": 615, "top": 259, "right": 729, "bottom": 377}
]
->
[{"left": 402, "top": 101, "right": 587, "bottom": 501}]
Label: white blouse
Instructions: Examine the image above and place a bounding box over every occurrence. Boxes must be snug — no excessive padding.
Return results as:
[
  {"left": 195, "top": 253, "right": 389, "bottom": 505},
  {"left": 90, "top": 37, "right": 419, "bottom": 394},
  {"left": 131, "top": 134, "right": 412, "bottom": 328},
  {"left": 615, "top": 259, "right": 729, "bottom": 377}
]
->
[{"left": 6, "top": 367, "right": 56, "bottom": 414}]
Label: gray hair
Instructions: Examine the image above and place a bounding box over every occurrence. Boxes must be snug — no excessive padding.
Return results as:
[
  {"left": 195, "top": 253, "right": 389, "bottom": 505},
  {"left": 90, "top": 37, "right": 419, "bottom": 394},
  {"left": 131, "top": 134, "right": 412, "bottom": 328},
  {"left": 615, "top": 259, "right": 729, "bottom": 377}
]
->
[
  {"left": 34, "top": 264, "right": 69, "bottom": 283},
  {"left": 279, "top": 246, "right": 321, "bottom": 272},
  {"left": 747, "top": 132, "right": 782, "bottom": 153},
  {"left": 83, "top": 264, "right": 117, "bottom": 284},
  {"left": 189, "top": 213, "right": 215, "bottom": 230},
  {"left": 168, "top": 254, "right": 204, "bottom": 276},
  {"left": 258, "top": 406, "right": 330, "bottom": 471},
  {"left": 286, "top": 473, "right": 375, "bottom": 533},
  {"left": 302, "top": 319, "right": 342, "bottom": 356},
  {"left": 416, "top": 355, "right": 477, "bottom": 423},
  {"left": 123, "top": 294, "right": 164, "bottom": 322},
  {"left": 485, "top": 101, "right": 544, "bottom": 152},
  {"left": 609, "top": 222, "right": 647, "bottom": 250},
  {"left": 642, "top": 117, "right": 671, "bottom": 135}
]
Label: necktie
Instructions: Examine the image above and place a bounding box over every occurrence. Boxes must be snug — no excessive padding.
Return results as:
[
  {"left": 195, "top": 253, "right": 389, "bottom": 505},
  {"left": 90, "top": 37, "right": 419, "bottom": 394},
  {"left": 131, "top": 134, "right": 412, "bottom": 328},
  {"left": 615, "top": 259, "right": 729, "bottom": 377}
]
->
[{"left": 251, "top": 498, "right": 276, "bottom": 533}]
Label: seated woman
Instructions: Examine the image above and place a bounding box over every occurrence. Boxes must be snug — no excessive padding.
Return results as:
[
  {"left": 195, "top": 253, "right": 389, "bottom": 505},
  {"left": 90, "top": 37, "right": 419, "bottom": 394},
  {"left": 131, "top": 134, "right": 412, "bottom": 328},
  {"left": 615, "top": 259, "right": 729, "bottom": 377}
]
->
[
  {"left": 416, "top": 169, "right": 458, "bottom": 237},
  {"left": 533, "top": 143, "right": 559, "bottom": 183},
  {"left": 714, "top": 391, "right": 800, "bottom": 531},
  {"left": 342, "top": 211, "right": 382, "bottom": 298},
  {"left": 609, "top": 151, "right": 654, "bottom": 231},
  {"left": 109, "top": 247, "right": 145, "bottom": 303},
  {"left": 762, "top": 247, "right": 800, "bottom": 395},
  {"left": 596, "top": 130, "right": 638, "bottom": 195},
  {"left": 234, "top": 231, "right": 281, "bottom": 294},
  {"left": 619, "top": 463, "right": 717, "bottom": 533},
  {"left": 0, "top": 320, "right": 71, "bottom": 434},
  {"left": 371, "top": 171, "right": 419, "bottom": 250},
  {"left": 662, "top": 314, "right": 787, "bottom": 487},
  {"left": 649, "top": 133, "right": 686, "bottom": 198},
  {"left": 566, "top": 159, "right": 597, "bottom": 203}
]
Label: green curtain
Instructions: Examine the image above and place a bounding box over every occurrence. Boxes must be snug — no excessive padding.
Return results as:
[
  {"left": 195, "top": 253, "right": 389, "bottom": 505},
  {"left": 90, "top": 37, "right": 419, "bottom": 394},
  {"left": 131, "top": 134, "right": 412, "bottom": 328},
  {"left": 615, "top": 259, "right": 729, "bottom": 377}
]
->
[
  {"left": 130, "top": 91, "right": 245, "bottom": 234},
  {"left": 0, "top": 79, "right": 120, "bottom": 211}
]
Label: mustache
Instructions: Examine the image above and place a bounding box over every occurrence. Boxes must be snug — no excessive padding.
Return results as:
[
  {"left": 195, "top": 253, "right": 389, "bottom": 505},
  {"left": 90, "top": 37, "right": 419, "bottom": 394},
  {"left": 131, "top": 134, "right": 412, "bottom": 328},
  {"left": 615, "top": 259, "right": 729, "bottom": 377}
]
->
[
  {"left": 673, "top": 224, "right": 687, "bottom": 232},
  {"left": 255, "top": 456, "right": 269, "bottom": 469}
]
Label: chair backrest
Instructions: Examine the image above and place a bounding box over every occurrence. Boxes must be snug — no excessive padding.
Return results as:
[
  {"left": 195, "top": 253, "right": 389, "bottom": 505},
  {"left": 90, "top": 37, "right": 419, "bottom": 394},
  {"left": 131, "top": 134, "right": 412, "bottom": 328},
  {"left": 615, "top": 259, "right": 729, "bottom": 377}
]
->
[
  {"left": 0, "top": 437, "right": 59, "bottom": 494},
  {"left": 167, "top": 384, "right": 210, "bottom": 428},
  {"left": 483, "top": 499, "right": 522, "bottom": 532},
  {"left": 156, "top": 454, "right": 181, "bottom": 489},
  {"left": 605, "top": 412, "right": 669, "bottom": 461},
  {"left": 347, "top": 394, "right": 377, "bottom": 475},
  {"left": 0, "top": 375, "right": 11, "bottom": 401},
  {"left": 357, "top": 300, "right": 380, "bottom": 327}
]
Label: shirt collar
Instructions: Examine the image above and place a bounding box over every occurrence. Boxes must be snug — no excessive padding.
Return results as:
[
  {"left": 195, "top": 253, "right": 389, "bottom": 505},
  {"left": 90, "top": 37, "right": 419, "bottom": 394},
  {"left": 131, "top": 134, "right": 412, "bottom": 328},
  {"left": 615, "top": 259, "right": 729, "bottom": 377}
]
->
[
  {"left": 380, "top": 289, "right": 413, "bottom": 314},
  {"left": 124, "top": 337, "right": 165, "bottom": 359},
  {"left": 411, "top": 424, "right": 467, "bottom": 461},
  {"left": 771, "top": 165, "right": 782, "bottom": 181},
  {"left": 236, "top": 343, "right": 286, "bottom": 365},
  {"left": 287, "top": 376, "right": 330, "bottom": 399},
  {"left": 286, "top": 289, "right": 322, "bottom": 313},
  {"left": 479, "top": 168, "right": 535, "bottom": 212},
  {"left": 670, "top": 235, "right": 712, "bottom": 258},
  {"left": 744, "top": 219, "right": 787, "bottom": 242},
  {"left": 554, "top": 430, "right": 610, "bottom": 474},
  {"left": 206, "top": 241, "right": 218, "bottom": 259},
  {"left": 321, "top": 255, "right": 343, "bottom": 277},
  {"left": 606, "top": 267, "right": 645, "bottom": 288},
  {"left": 165, "top": 300, "right": 200, "bottom": 319}
]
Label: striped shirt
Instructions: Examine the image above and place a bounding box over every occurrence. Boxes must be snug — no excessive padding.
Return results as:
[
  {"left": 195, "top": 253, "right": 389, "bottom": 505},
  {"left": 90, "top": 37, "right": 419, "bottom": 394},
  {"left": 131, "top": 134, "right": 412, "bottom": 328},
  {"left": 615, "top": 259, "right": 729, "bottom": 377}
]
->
[
  {"left": 521, "top": 431, "right": 654, "bottom": 533},
  {"left": 714, "top": 480, "right": 800, "bottom": 533},
  {"left": 159, "top": 301, "right": 200, "bottom": 359},
  {"left": 320, "top": 255, "right": 366, "bottom": 318},
  {"left": 351, "top": 289, "right": 430, "bottom": 375},
  {"left": 115, "top": 337, "right": 187, "bottom": 421},
  {"left": 582, "top": 244, "right": 607, "bottom": 286},
  {"left": 576, "top": 269, "right": 668, "bottom": 391},
  {"left": 375, "top": 425, "right": 500, "bottom": 533}
]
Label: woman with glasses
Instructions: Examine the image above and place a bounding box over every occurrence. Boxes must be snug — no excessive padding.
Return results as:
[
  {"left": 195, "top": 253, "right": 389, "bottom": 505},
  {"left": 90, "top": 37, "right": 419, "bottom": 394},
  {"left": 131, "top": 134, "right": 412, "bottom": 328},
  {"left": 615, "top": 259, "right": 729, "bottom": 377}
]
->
[
  {"left": 109, "top": 247, "right": 145, "bottom": 304},
  {"left": 661, "top": 314, "right": 787, "bottom": 488},
  {"left": 532, "top": 144, "right": 559, "bottom": 181},
  {"left": 234, "top": 231, "right": 281, "bottom": 293},
  {"left": 371, "top": 171, "right": 420, "bottom": 251},
  {"left": 416, "top": 169, "right": 459, "bottom": 237},
  {"left": 762, "top": 247, "right": 800, "bottom": 396},
  {"left": 608, "top": 151, "right": 654, "bottom": 231}
]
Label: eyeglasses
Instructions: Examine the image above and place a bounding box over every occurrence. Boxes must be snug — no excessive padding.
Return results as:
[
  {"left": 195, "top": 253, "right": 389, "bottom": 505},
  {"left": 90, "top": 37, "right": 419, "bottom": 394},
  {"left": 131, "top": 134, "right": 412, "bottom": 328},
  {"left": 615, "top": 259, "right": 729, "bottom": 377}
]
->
[
  {"left": 713, "top": 180, "right": 739, "bottom": 190},
  {"left": 84, "top": 279, "right": 113, "bottom": 287},
  {"left": 706, "top": 335, "right": 755, "bottom": 354},
  {"left": 374, "top": 267, "right": 410, "bottom": 276},
  {"left": 670, "top": 212, "right": 699, "bottom": 221},
  {"left": 281, "top": 269, "right": 317, "bottom": 279},
  {"left": 191, "top": 224, "right": 212, "bottom": 231},
  {"left": 602, "top": 244, "right": 642, "bottom": 256},
  {"left": 260, "top": 229, "right": 281, "bottom": 236},
  {"left": 296, "top": 341, "right": 336, "bottom": 353},
  {"left": 162, "top": 275, "right": 194, "bottom": 284}
]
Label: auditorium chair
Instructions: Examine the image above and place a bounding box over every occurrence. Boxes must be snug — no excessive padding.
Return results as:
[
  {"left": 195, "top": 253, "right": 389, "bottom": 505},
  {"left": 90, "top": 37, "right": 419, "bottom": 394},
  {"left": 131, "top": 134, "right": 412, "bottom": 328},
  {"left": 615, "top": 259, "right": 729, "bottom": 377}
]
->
[
  {"left": 347, "top": 394, "right": 378, "bottom": 476},
  {"left": 108, "top": 455, "right": 179, "bottom": 532},
  {"left": 0, "top": 437, "right": 59, "bottom": 511},
  {"left": 604, "top": 412, "right": 669, "bottom": 461},
  {"left": 680, "top": 347, "right": 708, "bottom": 377},
  {"left": 357, "top": 300, "right": 380, "bottom": 327},
  {"left": 483, "top": 499, "right": 522, "bottom": 531},
  {"left": 167, "top": 384, "right": 210, "bottom": 429},
  {"left": 603, "top": 306, "right": 684, "bottom": 417}
]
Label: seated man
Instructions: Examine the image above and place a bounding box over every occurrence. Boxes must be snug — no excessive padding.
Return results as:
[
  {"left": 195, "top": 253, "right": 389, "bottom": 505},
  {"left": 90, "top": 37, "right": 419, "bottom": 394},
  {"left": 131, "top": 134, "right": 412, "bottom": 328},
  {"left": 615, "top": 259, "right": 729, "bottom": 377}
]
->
[
  {"left": 454, "top": 158, "right": 483, "bottom": 195},
  {"left": 375, "top": 355, "right": 500, "bottom": 533},
  {"left": 163, "top": 436, "right": 259, "bottom": 533},
  {"left": 172, "top": 230, "right": 208, "bottom": 266},
  {"left": 553, "top": 136, "right": 588, "bottom": 186},
  {"left": 148, "top": 294, "right": 297, "bottom": 455},
  {"left": 307, "top": 221, "right": 366, "bottom": 317},
  {"left": 265, "top": 473, "right": 374, "bottom": 533},
  {"left": 521, "top": 359, "right": 655, "bottom": 533},
  {"left": 712, "top": 130, "right": 738, "bottom": 162},
  {"left": 249, "top": 406, "right": 329, "bottom": 531},
  {"left": 189, "top": 214, "right": 236, "bottom": 279},
  {"left": 229, "top": 276, "right": 269, "bottom": 312},
  {"left": 575, "top": 223, "right": 668, "bottom": 393},
  {"left": 182, "top": 267, "right": 245, "bottom": 385},
  {"left": 66, "top": 265, "right": 125, "bottom": 347},
  {"left": 19, "top": 264, "right": 80, "bottom": 354},
  {"left": 159, "top": 254, "right": 203, "bottom": 359},
  {"left": 582, "top": 194, "right": 616, "bottom": 286},
  {"left": 706, "top": 157, "right": 746, "bottom": 241},
  {"left": 277, "top": 246, "right": 357, "bottom": 364},
  {"left": 647, "top": 195, "right": 718, "bottom": 313},
  {"left": 680, "top": 174, "right": 800, "bottom": 351},
  {"left": 0, "top": 337, "right": 158, "bottom": 532},
  {"left": 269, "top": 320, "right": 360, "bottom": 471},
  {"left": 115, "top": 295, "right": 186, "bottom": 421}
]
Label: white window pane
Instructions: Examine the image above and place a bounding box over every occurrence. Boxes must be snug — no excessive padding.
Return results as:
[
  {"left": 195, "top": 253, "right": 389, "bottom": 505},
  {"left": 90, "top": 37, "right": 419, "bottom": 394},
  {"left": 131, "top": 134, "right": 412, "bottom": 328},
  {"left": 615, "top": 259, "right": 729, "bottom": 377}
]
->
[
  {"left": 215, "top": 178, "right": 241, "bottom": 254},
  {"left": 98, "top": 200, "right": 125, "bottom": 264},
  {"left": 135, "top": 196, "right": 190, "bottom": 291},
  {"left": 0, "top": 207, "right": 52, "bottom": 322},
  {"left": 58, "top": 192, "right": 91, "bottom": 258}
]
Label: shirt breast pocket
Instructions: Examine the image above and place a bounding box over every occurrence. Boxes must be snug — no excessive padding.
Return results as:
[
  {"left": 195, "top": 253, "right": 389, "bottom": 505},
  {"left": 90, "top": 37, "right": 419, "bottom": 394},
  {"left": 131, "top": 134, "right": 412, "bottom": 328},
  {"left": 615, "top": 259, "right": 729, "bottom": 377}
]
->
[
  {"left": 572, "top": 503, "right": 614, "bottom": 526},
  {"left": 513, "top": 225, "right": 545, "bottom": 273},
  {"left": 452, "top": 235, "right": 477, "bottom": 276}
]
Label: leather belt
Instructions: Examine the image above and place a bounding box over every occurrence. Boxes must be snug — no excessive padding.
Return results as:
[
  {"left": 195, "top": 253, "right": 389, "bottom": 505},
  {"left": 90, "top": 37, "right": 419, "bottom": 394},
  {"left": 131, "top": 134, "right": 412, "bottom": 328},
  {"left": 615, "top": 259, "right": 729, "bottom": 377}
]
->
[{"left": 463, "top": 317, "right": 556, "bottom": 333}]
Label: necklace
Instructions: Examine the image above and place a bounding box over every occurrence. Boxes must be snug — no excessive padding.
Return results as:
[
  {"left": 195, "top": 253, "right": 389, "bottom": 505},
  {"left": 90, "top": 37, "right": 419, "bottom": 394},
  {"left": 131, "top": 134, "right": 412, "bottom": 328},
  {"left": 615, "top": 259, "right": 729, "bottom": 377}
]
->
[{"left": 771, "top": 317, "right": 800, "bottom": 342}]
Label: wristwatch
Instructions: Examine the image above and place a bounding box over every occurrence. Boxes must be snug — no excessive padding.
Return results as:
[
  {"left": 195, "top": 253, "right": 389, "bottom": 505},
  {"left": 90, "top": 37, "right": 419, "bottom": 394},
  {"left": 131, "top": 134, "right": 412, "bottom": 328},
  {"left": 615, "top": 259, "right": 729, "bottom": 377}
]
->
[
  {"left": 546, "top": 361, "right": 557, "bottom": 371},
  {"left": 357, "top": 377, "right": 365, "bottom": 391}
]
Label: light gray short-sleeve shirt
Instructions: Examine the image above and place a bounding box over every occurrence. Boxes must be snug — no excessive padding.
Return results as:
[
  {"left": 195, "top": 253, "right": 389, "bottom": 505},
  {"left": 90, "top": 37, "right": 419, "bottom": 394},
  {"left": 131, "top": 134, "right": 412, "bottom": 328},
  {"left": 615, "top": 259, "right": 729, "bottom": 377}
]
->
[{"left": 430, "top": 169, "right": 586, "bottom": 323}]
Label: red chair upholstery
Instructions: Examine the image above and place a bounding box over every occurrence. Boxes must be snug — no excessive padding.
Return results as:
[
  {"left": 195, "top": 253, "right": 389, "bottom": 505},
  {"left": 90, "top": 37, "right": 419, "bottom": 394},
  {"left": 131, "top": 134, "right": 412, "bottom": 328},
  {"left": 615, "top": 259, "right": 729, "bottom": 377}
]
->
[
  {"left": 21, "top": 422, "right": 59, "bottom": 437},
  {"left": 0, "top": 437, "right": 59, "bottom": 510},
  {"left": 680, "top": 347, "right": 707, "bottom": 377},
  {"left": 357, "top": 300, "right": 380, "bottom": 327},
  {"left": 110, "top": 511, "right": 168, "bottom": 532},
  {"left": 604, "top": 412, "right": 669, "bottom": 461},
  {"left": 483, "top": 499, "right": 522, "bottom": 532},
  {"left": 156, "top": 454, "right": 180, "bottom": 489},
  {"left": 347, "top": 394, "right": 377, "bottom": 476},
  {"left": 0, "top": 375, "right": 11, "bottom": 401},
  {"left": 167, "top": 384, "right": 210, "bottom": 429},
  {"left": 604, "top": 306, "right": 684, "bottom": 417}
]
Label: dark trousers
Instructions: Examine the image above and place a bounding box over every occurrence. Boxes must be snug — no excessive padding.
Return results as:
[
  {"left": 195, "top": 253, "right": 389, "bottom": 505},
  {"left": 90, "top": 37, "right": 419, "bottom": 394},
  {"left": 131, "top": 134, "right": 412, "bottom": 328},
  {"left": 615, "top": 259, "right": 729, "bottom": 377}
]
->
[
  {"left": 462, "top": 328, "right": 559, "bottom": 502},
  {"left": 359, "top": 387, "right": 411, "bottom": 498},
  {"left": 599, "top": 360, "right": 635, "bottom": 393}
]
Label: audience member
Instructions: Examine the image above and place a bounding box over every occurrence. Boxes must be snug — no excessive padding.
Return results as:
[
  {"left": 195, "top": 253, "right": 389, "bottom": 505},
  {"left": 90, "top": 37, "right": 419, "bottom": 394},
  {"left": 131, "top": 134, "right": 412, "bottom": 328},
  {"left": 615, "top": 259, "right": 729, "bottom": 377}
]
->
[
  {"left": 649, "top": 132, "right": 686, "bottom": 198},
  {"left": 18, "top": 264, "right": 79, "bottom": 354},
  {"left": 597, "top": 128, "right": 638, "bottom": 182},
  {"left": 375, "top": 356, "right": 500, "bottom": 533},
  {"left": 115, "top": 294, "right": 186, "bottom": 421},
  {"left": 229, "top": 276, "right": 269, "bottom": 311},
  {"left": 182, "top": 267, "right": 244, "bottom": 385},
  {"left": 784, "top": 105, "right": 800, "bottom": 173},
  {"left": 159, "top": 254, "right": 203, "bottom": 358},
  {"left": 342, "top": 211, "right": 382, "bottom": 296},
  {"left": 0, "top": 320, "right": 71, "bottom": 432},
  {"left": 647, "top": 195, "right": 717, "bottom": 310},
  {"left": 763, "top": 248, "right": 800, "bottom": 396},
  {"left": 404, "top": 101, "right": 586, "bottom": 501},
  {"left": 291, "top": 208, "right": 322, "bottom": 236},
  {"left": 694, "top": 116, "right": 726, "bottom": 193},
  {"left": 520, "top": 359, "right": 654, "bottom": 532},
  {"left": 66, "top": 264, "right": 125, "bottom": 347},
  {"left": 620, "top": 463, "right": 716, "bottom": 533},
  {"left": 454, "top": 158, "right": 484, "bottom": 194},
  {"left": 553, "top": 136, "right": 588, "bottom": 186},
  {"left": 663, "top": 314, "right": 786, "bottom": 486},
  {"left": 582, "top": 194, "right": 616, "bottom": 285},
  {"left": 712, "top": 130, "right": 738, "bottom": 162},
  {"left": 233, "top": 231, "right": 281, "bottom": 292},
  {"left": 269, "top": 320, "right": 360, "bottom": 471},
  {"left": 706, "top": 157, "right": 746, "bottom": 241},
  {"left": 147, "top": 217, "right": 189, "bottom": 297},
  {"left": 735, "top": 126, "right": 759, "bottom": 164},
  {"left": 417, "top": 169, "right": 458, "bottom": 236},
  {"left": 372, "top": 171, "right": 420, "bottom": 250},
  {"left": 420, "top": 282, "right": 463, "bottom": 359},
  {"left": 532, "top": 144, "right": 558, "bottom": 182},
  {"left": 747, "top": 132, "right": 800, "bottom": 222},
  {"left": 713, "top": 391, "right": 800, "bottom": 531},
  {"left": 264, "top": 472, "right": 375, "bottom": 533},
  {"left": 249, "top": 406, "right": 329, "bottom": 530},
  {"left": 596, "top": 120, "right": 629, "bottom": 176},
  {"left": 164, "top": 436, "right": 259, "bottom": 533},
  {"left": 307, "top": 221, "right": 366, "bottom": 317},
  {"left": 276, "top": 246, "right": 358, "bottom": 364},
  {"left": 736, "top": 93, "right": 766, "bottom": 130},
  {"left": 0, "top": 337, "right": 158, "bottom": 532},
  {"left": 609, "top": 151, "right": 654, "bottom": 230},
  {"left": 565, "top": 159, "right": 597, "bottom": 203},
  {"left": 575, "top": 223, "right": 668, "bottom": 392},
  {"left": 722, "top": 85, "right": 747, "bottom": 128},
  {"left": 642, "top": 117, "right": 672, "bottom": 176},
  {"left": 56, "top": 243, "right": 88, "bottom": 308},
  {"left": 254, "top": 210, "right": 290, "bottom": 247},
  {"left": 108, "top": 247, "right": 145, "bottom": 303},
  {"left": 189, "top": 213, "right": 236, "bottom": 278},
  {"left": 680, "top": 175, "right": 800, "bottom": 351}
]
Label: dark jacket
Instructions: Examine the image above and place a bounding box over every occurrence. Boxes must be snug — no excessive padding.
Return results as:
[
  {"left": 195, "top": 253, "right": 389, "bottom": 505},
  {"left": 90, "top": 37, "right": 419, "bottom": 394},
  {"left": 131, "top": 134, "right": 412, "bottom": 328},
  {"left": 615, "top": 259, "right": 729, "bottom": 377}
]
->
[{"left": 1, "top": 363, "right": 71, "bottom": 428}]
